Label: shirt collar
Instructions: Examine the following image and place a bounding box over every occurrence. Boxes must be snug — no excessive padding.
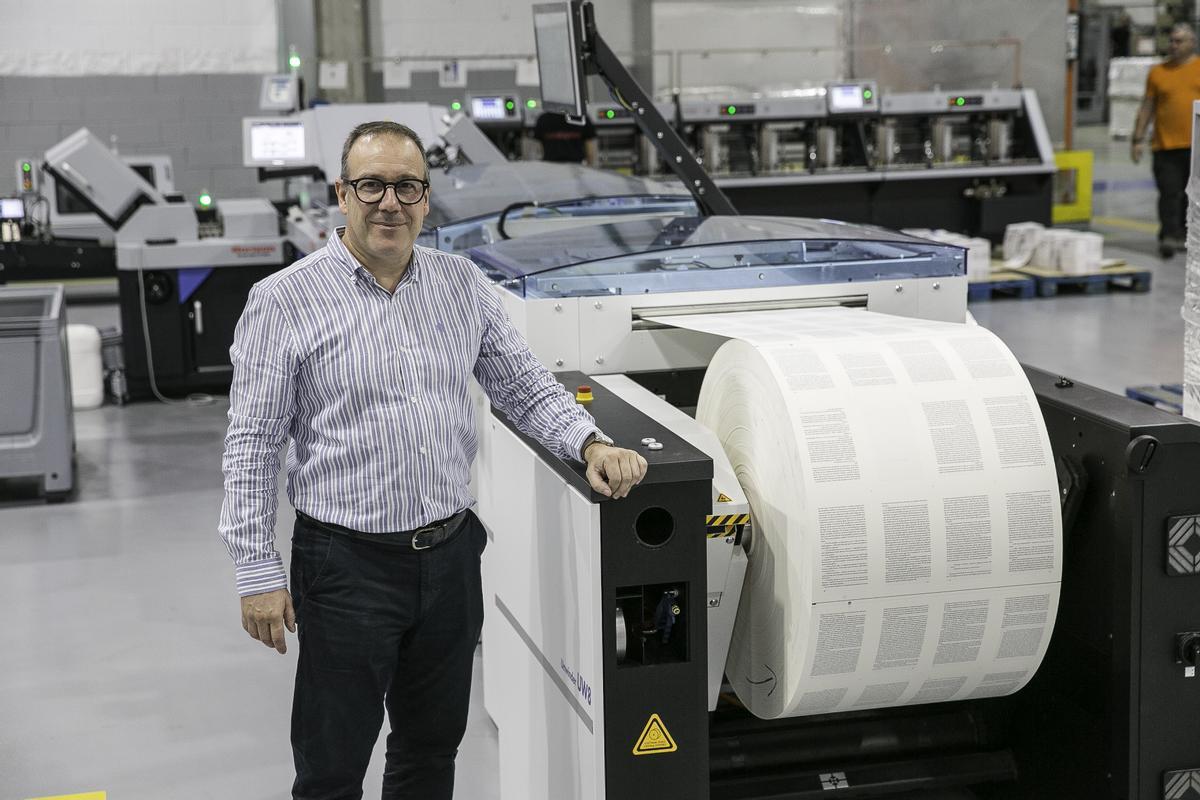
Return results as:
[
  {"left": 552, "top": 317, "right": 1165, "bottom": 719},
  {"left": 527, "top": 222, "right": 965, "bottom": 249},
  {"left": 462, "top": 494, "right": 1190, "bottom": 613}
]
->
[{"left": 329, "top": 227, "right": 421, "bottom": 286}]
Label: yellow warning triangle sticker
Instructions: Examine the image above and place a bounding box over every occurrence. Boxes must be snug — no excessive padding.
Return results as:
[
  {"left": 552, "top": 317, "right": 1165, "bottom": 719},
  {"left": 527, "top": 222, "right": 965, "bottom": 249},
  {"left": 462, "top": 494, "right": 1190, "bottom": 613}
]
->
[
  {"left": 632, "top": 713, "right": 678, "bottom": 755},
  {"left": 717, "top": 493, "right": 733, "bottom": 503}
]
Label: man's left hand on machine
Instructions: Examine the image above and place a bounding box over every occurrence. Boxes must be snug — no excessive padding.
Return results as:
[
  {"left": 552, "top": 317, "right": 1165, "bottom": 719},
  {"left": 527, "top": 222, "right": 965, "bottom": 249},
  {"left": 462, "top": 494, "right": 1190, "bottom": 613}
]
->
[{"left": 583, "top": 440, "right": 648, "bottom": 499}]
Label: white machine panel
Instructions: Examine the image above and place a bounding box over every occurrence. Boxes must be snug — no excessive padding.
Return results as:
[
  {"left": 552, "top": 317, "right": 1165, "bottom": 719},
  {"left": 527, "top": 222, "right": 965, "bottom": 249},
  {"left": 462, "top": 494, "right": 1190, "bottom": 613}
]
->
[
  {"left": 43, "top": 128, "right": 163, "bottom": 223},
  {"left": 478, "top": 420, "right": 605, "bottom": 800}
]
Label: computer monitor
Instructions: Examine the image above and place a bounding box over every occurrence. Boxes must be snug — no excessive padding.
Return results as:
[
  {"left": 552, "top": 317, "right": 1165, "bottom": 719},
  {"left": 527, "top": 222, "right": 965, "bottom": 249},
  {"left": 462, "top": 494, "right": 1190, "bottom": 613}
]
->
[
  {"left": 260, "top": 74, "right": 299, "bottom": 112},
  {"left": 242, "top": 118, "right": 310, "bottom": 167},
  {"left": 532, "top": 2, "right": 588, "bottom": 118},
  {"left": 0, "top": 198, "right": 23, "bottom": 220}
]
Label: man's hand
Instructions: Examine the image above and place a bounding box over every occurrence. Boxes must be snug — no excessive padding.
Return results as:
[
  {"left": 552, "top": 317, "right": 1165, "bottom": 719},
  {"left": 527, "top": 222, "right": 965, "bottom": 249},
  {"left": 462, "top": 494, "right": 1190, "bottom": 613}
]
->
[
  {"left": 584, "top": 443, "right": 648, "bottom": 499},
  {"left": 240, "top": 588, "right": 296, "bottom": 654},
  {"left": 1131, "top": 140, "right": 1145, "bottom": 164}
]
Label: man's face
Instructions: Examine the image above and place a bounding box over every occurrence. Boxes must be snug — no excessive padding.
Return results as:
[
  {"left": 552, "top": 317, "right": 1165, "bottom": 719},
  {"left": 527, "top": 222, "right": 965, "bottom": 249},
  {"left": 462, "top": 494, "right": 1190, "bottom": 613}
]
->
[
  {"left": 1168, "top": 31, "right": 1196, "bottom": 61},
  {"left": 336, "top": 134, "right": 429, "bottom": 267}
]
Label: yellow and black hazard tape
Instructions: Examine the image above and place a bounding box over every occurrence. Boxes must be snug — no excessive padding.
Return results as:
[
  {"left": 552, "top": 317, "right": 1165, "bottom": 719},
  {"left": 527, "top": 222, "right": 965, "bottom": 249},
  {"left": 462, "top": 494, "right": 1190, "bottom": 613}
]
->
[{"left": 705, "top": 513, "right": 751, "bottom": 538}]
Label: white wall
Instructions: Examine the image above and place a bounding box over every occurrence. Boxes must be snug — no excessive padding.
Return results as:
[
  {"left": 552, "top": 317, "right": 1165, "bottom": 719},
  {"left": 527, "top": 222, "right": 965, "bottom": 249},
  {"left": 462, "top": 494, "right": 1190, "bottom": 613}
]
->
[
  {"left": 377, "top": 0, "right": 634, "bottom": 59},
  {"left": 0, "top": 0, "right": 277, "bottom": 75},
  {"left": 653, "top": 1, "right": 845, "bottom": 93}
]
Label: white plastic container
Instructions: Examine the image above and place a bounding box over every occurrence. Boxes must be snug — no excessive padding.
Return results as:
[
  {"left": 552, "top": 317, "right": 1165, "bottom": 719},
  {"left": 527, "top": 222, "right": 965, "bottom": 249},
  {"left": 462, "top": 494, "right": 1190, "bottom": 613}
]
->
[{"left": 66, "top": 323, "right": 104, "bottom": 410}]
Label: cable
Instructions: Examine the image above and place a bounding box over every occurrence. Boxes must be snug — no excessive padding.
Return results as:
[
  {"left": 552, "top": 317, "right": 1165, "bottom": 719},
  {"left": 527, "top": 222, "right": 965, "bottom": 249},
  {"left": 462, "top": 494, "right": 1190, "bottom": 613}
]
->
[{"left": 136, "top": 268, "right": 215, "bottom": 407}]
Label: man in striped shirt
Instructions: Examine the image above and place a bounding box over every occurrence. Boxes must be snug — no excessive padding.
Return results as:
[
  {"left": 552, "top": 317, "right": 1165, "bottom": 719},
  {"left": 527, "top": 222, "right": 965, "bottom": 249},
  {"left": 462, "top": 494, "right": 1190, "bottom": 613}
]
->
[{"left": 219, "top": 120, "right": 648, "bottom": 799}]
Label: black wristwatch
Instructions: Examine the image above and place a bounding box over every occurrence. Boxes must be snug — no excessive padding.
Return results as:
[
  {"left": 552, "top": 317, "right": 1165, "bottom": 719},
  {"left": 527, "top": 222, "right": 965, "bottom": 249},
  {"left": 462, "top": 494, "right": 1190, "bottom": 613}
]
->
[{"left": 581, "top": 431, "right": 615, "bottom": 459}]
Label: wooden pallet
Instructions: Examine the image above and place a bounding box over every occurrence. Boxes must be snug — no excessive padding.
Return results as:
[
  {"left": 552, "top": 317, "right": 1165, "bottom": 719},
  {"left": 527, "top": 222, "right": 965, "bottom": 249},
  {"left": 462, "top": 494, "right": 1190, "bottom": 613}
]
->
[
  {"left": 967, "top": 271, "right": 1037, "bottom": 301},
  {"left": 1014, "top": 262, "right": 1152, "bottom": 297},
  {"left": 1125, "top": 383, "right": 1184, "bottom": 414}
]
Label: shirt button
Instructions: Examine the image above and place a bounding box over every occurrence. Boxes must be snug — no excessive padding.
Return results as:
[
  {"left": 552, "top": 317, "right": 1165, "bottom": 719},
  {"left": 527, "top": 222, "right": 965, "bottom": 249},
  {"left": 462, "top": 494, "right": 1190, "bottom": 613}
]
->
[
  {"left": 410, "top": 395, "right": 418, "bottom": 402},
  {"left": 419, "top": 446, "right": 428, "bottom": 455}
]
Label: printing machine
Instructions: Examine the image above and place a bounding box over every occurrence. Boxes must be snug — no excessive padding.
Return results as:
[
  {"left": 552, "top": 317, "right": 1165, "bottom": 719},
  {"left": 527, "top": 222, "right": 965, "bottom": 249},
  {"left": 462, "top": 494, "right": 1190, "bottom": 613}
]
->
[
  {"left": 677, "top": 83, "right": 1055, "bottom": 239},
  {"left": 467, "top": 214, "right": 1200, "bottom": 800},
  {"left": 464, "top": 5, "right": 1200, "bottom": 796},
  {"left": 42, "top": 128, "right": 286, "bottom": 399}
]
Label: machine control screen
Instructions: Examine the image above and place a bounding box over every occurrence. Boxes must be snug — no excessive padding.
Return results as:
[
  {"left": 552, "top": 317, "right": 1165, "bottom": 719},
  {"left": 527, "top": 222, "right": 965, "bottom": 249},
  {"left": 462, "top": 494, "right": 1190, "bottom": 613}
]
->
[
  {"left": 0, "top": 197, "right": 23, "bottom": 220},
  {"left": 471, "top": 96, "right": 514, "bottom": 120},
  {"left": 829, "top": 84, "right": 865, "bottom": 111},
  {"left": 249, "top": 121, "right": 306, "bottom": 164},
  {"left": 534, "top": 4, "right": 586, "bottom": 117}
]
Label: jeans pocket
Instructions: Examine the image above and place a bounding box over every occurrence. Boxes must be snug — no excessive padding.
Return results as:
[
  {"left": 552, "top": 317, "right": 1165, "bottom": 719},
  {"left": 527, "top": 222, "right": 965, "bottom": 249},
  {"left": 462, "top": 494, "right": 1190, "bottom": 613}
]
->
[
  {"left": 469, "top": 512, "right": 488, "bottom": 558},
  {"left": 291, "top": 520, "right": 336, "bottom": 615}
]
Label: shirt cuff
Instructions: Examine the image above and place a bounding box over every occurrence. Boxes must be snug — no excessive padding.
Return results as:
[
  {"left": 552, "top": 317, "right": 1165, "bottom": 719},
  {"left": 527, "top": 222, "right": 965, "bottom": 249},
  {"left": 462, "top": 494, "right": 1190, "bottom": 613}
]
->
[
  {"left": 235, "top": 555, "right": 288, "bottom": 597},
  {"left": 566, "top": 420, "right": 603, "bottom": 462}
]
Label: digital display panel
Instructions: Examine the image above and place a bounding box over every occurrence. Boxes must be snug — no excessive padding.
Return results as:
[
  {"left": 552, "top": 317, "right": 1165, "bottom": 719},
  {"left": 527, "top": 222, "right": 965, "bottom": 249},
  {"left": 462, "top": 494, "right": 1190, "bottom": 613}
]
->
[
  {"left": 533, "top": 3, "right": 586, "bottom": 116},
  {"left": 249, "top": 121, "right": 306, "bottom": 164},
  {"left": 828, "top": 84, "right": 865, "bottom": 112},
  {"left": 471, "top": 96, "right": 508, "bottom": 120},
  {"left": 0, "top": 198, "right": 23, "bottom": 220}
]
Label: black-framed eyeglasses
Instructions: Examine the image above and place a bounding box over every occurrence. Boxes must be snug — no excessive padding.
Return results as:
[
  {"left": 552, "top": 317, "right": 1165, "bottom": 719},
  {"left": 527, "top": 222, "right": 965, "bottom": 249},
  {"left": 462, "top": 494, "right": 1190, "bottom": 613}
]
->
[{"left": 344, "top": 177, "right": 429, "bottom": 205}]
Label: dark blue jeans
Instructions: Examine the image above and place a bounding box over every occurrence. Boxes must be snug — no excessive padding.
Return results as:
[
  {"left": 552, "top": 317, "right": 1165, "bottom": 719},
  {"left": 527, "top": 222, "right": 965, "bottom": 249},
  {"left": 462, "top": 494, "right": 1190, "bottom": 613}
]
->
[{"left": 289, "top": 509, "right": 486, "bottom": 800}]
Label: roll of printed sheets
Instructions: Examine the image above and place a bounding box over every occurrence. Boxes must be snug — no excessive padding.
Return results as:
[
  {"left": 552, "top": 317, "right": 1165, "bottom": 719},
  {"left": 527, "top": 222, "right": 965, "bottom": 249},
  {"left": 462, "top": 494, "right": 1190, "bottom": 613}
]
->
[{"left": 646, "top": 307, "right": 1062, "bottom": 719}]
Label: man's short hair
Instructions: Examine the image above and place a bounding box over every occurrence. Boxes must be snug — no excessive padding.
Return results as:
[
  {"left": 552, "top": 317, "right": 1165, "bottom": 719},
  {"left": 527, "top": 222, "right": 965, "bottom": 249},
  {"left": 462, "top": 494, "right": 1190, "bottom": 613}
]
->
[
  {"left": 340, "top": 121, "right": 429, "bottom": 181},
  {"left": 1171, "top": 22, "right": 1196, "bottom": 39}
]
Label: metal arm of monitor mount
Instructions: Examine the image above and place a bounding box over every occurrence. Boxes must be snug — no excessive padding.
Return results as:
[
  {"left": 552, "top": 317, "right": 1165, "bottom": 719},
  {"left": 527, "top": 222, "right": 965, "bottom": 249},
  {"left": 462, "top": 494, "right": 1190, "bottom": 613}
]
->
[{"left": 576, "top": 1, "right": 738, "bottom": 216}]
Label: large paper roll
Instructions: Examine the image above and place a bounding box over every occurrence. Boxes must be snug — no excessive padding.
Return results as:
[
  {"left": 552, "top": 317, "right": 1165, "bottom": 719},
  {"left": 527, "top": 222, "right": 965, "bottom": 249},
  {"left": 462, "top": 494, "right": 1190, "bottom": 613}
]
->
[{"left": 648, "top": 307, "right": 1062, "bottom": 719}]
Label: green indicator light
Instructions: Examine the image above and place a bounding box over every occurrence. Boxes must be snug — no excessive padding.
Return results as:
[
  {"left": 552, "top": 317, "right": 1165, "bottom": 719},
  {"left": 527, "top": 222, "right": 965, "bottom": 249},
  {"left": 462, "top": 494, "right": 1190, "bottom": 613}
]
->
[
  {"left": 22, "top": 162, "right": 31, "bottom": 172},
  {"left": 605, "top": 109, "right": 615, "bottom": 119},
  {"left": 526, "top": 99, "right": 537, "bottom": 108},
  {"left": 505, "top": 100, "right": 515, "bottom": 110},
  {"left": 288, "top": 54, "right": 301, "bottom": 69},
  {"left": 863, "top": 89, "right": 873, "bottom": 100},
  {"left": 727, "top": 105, "right": 737, "bottom": 115},
  {"left": 198, "top": 193, "right": 212, "bottom": 208},
  {"left": 451, "top": 101, "right": 462, "bottom": 111},
  {"left": 956, "top": 96, "right": 965, "bottom": 106}
]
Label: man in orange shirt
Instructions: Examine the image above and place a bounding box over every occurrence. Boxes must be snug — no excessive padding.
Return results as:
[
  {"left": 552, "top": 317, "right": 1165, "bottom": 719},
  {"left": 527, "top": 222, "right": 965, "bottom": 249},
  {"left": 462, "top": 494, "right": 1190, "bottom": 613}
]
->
[{"left": 1132, "top": 23, "right": 1200, "bottom": 258}]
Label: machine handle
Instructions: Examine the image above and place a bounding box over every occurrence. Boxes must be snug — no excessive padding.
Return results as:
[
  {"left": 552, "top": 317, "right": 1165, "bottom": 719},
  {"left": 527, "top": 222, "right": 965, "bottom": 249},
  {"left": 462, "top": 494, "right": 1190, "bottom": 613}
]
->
[
  {"left": 59, "top": 161, "right": 95, "bottom": 195},
  {"left": 193, "top": 300, "right": 204, "bottom": 335}
]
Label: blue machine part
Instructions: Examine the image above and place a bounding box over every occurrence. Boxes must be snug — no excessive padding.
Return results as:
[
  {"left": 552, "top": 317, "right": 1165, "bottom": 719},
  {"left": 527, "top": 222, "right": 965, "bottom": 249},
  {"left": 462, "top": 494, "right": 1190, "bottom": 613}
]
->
[
  {"left": 177, "top": 267, "right": 214, "bottom": 303},
  {"left": 468, "top": 215, "right": 966, "bottom": 299}
]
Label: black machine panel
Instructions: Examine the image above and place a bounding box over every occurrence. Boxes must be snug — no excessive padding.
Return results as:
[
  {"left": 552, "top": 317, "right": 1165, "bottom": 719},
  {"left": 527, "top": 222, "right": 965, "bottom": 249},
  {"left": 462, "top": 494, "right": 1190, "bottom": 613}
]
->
[
  {"left": 118, "top": 263, "right": 283, "bottom": 399},
  {"left": 1003, "top": 367, "right": 1200, "bottom": 800}
]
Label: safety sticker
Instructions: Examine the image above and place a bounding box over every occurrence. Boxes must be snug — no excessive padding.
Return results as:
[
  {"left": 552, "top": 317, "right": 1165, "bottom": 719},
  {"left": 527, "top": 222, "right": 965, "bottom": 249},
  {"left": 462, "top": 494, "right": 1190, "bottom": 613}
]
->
[
  {"left": 716, "top": 492, "right": 733, "bottom": 503},
  {"left": 706, "top": 513, "right": 751, "bottom": 538},
  {"left": 27, "top": 793, "right": 106, "bottom": 800},
  {"left": 706, "top": 513, "right": 750, "bottom": 527},
  {"left": 632, "top": 713, "right": 677, "bottom": 755}
]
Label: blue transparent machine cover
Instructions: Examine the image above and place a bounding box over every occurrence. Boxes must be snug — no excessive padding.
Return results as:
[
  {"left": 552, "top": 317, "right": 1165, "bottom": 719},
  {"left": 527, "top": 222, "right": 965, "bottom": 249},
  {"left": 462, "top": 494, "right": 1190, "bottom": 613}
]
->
[
  {"left": 420, "top": 161, "right": 695, "bottom": 252},
  {"left": 467, "top": 215, "right": 967, "bottom": 298}
]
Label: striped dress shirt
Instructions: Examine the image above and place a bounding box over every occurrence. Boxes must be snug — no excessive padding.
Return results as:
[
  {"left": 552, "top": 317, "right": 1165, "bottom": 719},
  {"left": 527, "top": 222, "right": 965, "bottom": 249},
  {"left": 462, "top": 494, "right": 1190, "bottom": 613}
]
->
[{"left": 219, "top": 230, "right": 600, "bottom": 596}]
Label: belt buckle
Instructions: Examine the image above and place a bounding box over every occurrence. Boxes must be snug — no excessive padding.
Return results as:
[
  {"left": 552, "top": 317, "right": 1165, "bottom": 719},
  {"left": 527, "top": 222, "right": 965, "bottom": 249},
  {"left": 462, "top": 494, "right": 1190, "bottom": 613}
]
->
[{"left": 411, "top": 524, "right": 440, "bottom": 551}]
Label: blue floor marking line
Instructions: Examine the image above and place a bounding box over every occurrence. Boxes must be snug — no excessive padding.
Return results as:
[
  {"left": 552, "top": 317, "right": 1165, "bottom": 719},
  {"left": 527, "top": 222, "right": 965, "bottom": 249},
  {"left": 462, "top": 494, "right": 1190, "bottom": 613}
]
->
[{"left": 1093, "top": 179, "right": 1157, "bottom": 193}]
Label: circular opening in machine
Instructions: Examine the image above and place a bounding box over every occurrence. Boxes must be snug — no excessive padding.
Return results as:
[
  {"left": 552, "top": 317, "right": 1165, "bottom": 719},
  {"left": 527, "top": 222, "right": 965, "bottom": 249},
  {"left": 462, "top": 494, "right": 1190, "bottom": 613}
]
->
[{"left": 634, "top": 507, "right": 675, "bottom": 548}]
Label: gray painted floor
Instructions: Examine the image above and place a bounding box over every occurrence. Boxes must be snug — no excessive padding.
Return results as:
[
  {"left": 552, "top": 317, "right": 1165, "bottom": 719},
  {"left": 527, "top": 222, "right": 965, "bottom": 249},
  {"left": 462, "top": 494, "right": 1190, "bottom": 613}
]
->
[{"left": 0, "top": 123, "right": 1189, "bottom": 799}]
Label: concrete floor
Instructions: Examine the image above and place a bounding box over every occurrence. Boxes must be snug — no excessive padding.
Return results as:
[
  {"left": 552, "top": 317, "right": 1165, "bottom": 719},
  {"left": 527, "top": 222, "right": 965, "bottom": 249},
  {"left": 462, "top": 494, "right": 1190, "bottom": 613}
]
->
[{"left": 0, "top": 123, "right": 1191, "bottom": 799}]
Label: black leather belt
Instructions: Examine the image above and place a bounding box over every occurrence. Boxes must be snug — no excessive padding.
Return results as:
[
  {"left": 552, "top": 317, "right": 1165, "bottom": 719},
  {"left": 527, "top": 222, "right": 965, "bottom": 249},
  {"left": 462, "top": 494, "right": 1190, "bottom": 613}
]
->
[{"left": 296, "top": 509, "right": 469, "bottom": 551}]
